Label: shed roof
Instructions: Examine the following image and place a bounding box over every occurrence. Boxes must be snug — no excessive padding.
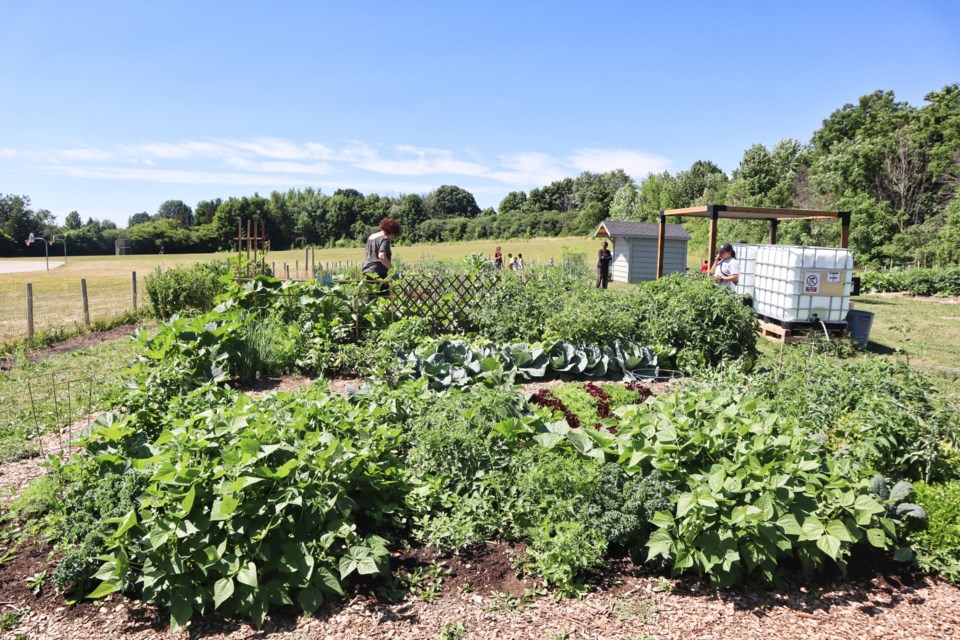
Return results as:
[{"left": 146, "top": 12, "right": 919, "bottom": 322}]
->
[{"left": 594, "top": 220, "right": 690, "bottom": 240}]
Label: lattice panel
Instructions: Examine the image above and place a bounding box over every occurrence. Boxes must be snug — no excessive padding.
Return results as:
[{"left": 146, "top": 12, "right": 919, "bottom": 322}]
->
[{"left": 385, "top": 273, "right": 500, "bottom": 333}]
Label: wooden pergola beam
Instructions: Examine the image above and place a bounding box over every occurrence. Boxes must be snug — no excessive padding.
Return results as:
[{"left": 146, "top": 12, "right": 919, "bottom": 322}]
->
[
  {"left": 655, "top": 204, "right": 852, "bottom": 279},
  {"left": 662, "top": 205, "right": 841, "bottom": 220}
]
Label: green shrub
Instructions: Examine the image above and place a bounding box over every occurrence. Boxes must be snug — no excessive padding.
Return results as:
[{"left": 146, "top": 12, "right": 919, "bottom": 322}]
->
[
  {"left": 859, "top": 267, "right": 960, "bottom": 296},
  {"left": 910, "top": 481, "right": 960, "bottom": 581},
  {"left": 144, "top": 259, "right": 235, "bottom": 318},
  {"left": 466, "top": 268, "right": 588, "bottom": 343},
  {"left": 750, "top": 354, "right": 960, "bottom": 483},
  {"left": 633, "top": 273, "right": 758, "bottom": 372},
  {"left": 543, "top": 288, "right": 642, "bottom": 344}
]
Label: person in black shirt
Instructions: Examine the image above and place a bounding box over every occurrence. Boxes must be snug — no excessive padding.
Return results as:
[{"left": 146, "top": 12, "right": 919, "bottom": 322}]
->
[
  {"left": 596, "top": 241, "right": 613, "bottom": 288},
  {"left": 362, "top": 218, "right": 401, "bottom": 295}
]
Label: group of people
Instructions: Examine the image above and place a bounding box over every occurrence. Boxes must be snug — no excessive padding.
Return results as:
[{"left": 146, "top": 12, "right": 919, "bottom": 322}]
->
[
  {"left": 493, "top": 247, "right": 526, "bottom": 271},
  {"left": 362, "top": 217, "right": 738, "bottom": 295}
]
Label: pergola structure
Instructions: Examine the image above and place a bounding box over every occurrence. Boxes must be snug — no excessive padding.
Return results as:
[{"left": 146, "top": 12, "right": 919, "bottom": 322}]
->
[{"left": 655, "top": 204, "right": 851, "bottom": 278}]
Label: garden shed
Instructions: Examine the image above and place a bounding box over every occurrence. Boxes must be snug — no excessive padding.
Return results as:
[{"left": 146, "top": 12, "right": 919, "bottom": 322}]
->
[{"left": 593, "top": 220, "right": 690, "bottom": 283}]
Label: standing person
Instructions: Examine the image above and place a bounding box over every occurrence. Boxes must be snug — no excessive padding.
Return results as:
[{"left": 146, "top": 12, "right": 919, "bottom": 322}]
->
[
  {"left": 362, "top": 218, "right": 402, "bottom": 295},
  {"left": 596, "top": 241, "right": 613, "bottom": 288},
  {"left": 713, "top": 242, "right": 740, "bottom": 292},
  {"left": 548, "top": 256, "right": 554, "bottom": 267},
  {"left": 700, "top": 260, "right": 709, "bottom": 273},
  {"left": 494, "top": 246, "right": 503, "bottom": 269},
  {"left": 506, "top": 253, "right": 514, "bottom": 271},
  {"left": 516, "top": 253, "right": 525, "bottom": 271}
]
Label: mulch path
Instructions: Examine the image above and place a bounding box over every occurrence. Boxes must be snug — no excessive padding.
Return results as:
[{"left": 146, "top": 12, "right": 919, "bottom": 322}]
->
[{"left": 2, "top": 539, "right": 959, "bottom": 639}]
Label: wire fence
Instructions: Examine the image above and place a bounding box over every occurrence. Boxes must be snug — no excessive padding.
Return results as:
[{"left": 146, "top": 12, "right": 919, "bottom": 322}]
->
[{"left": 0, "top": 273, "right": 146, "bottom": 346}]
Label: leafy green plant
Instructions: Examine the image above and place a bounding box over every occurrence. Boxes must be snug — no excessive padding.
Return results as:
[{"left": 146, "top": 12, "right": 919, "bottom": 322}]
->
[
  {"left": 394, "top": 338, "right": 659, "bottom": 390},
  {"left": 543, "top": 287, "right": 642, "bottom": 345},
  {"left": 860, "top": 267, "right": 960, "bottom": 297},
  {"left": 433, "top": 621, "right": 468, "bottom": 640},
  {"left": 0, "top": 611, "right": 23, "bottom": 633},
  {"left": 144, "top": 259, "right": 235, "bottom": 319},
  {"left": 750, "top": 354, "right": 960, "bottom": 482},
  {"left": 618, "top": 387, "right": 905, "bottom": 585},
  {"left": 81, "top": 385, "right": 409, "bottom": 629},
  {"left": 26, "top": 570, "right": 47, "bottom": 596},
  {"left": 465, "top": 268, "right": 588, "bottom": 343},
  {"left": 909, "top": 481, "right": 960, "bottom": 581},
  {"left": 633, "top": 273, "right": 758, "bottom": 372}
]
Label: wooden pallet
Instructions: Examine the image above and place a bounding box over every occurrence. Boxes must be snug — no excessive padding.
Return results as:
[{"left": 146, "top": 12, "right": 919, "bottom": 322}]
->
[
  {"left": 757, "top": 318, "right": 848, "bottom": 344},
  {"left": 758, "top": 319, "right": 803, "bottom": 344}
]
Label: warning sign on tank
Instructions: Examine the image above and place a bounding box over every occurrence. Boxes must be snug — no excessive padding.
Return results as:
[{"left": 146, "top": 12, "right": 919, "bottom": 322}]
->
[
  {"left": 804, "top": 272, "right": 821, "bottom": 293},
  {"left": 827, "top": 271, "right": 841, "bottom": 283}
]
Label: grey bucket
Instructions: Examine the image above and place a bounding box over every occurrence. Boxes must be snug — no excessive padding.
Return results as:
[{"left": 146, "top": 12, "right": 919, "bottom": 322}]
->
[{"left": 846, "top": 309, "right": 875, "bottom": 350}]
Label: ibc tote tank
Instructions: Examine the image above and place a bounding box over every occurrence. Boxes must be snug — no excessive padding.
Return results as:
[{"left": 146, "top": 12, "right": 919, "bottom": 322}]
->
[{"left": 751, "top": 245, "right": 854, "bottom": 323}]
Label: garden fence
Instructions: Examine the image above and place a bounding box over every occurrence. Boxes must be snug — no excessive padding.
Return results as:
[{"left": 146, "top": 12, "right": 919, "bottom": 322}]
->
[
  {"left": 0, "top": 272, "right": 145, "bottom": 345},
  {"left": 382, "top": 272, "right": 501, "bottom": 334}
]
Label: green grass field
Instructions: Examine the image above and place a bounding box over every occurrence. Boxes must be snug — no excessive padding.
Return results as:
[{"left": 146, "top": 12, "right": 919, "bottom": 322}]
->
[{"left": 0, "top": 237, "right": 611, "bottom": 345}]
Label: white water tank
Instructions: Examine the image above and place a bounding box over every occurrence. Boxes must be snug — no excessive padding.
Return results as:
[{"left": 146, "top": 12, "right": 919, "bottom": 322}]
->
[{"left": 751, "top": 245, "right": 854, "bottom": 322}]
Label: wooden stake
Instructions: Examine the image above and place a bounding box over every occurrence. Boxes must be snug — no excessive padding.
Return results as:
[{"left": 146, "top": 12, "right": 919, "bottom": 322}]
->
[
  {"left": 26, "top": 283, "right": 34, "bottom": 339},
  {"left": 80, "top": 278, "right": 90, "bottom": 327}
]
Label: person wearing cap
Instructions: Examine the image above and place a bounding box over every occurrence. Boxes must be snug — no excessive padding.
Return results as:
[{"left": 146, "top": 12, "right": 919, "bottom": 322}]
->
[
  {"left": 596, "top": 241, "right": 613, "bottom": 288},
  {"left": 713, "top": 243, "right": 739, "bottom": 292}
]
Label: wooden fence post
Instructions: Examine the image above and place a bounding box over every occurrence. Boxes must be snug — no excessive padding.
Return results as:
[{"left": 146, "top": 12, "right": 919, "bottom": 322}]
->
[
  {"left": 80, "top": 278, "right": 90, "bottom": 327},
  {"left": 131, "top": 271, "right": 138, "bottom": 312},
  {"left": 26, "top": 283, "right": 34, "bottom": 339}
]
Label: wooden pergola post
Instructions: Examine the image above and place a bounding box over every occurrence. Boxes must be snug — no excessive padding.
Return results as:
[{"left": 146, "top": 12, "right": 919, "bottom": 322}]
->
[
  {"left": 656, "top": 211, "right": 666, "bottom": 279},
  {"left": 706, "top": 204, "right": 720, "bottom": 266},
  {"left": 769, "top": 218, "right": 779, "bottom": 244},
  {"left": 839, "top": 211, "right": 851, "bottom": 249}
]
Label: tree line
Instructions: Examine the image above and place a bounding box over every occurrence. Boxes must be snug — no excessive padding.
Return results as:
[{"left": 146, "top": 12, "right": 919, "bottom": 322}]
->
[{"left": 2, "top": 84, "right": 958, "bottom": 266}]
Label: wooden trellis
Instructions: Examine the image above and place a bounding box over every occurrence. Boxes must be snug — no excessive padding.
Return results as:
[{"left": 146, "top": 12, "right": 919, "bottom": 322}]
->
[
  {"left": 383, "top": 273, "right": 501, "bottom": 333},
  {"left": 235, "top": 219, "right": 268, "bottom": 278}
]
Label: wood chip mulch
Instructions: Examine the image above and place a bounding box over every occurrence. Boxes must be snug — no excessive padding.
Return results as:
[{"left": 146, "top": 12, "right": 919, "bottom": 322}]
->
[{"left": 2, "top": 545, "right": 959, "bottom": 640}]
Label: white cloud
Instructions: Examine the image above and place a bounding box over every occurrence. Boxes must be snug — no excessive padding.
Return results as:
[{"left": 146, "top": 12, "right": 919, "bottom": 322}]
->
[
  {"left": 488, "top": 152, "right": 568, "bottom": 186},
  {"left": 356, "top": 145, "right": 490, "bottom": 177},
  {"left": 568, "top": 148, "right": 672, "bottom": 177},
  {"left": 3, "top": 138, "right": 673, "bottom": 198},
  {"left": 46, "top": 165, "right": 312, "bottom": 186}
]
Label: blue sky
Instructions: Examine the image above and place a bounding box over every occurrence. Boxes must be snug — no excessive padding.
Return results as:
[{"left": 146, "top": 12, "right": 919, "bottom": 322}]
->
[{"left": 2, "top": 0, "right": 958, "bottom": 227}]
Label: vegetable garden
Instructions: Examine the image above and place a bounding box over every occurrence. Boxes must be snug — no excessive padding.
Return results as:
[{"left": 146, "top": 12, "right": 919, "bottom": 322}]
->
[{"left": 2, "top": 258, "right": 960, "bottom": 637}]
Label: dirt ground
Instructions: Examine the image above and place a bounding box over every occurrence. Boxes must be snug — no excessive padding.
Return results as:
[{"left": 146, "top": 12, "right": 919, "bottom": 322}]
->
[
  {"left": 1, "top": 538, "right": 959, "bottom": 640},
  {"left": 2, "top": 326, "right": 960, "bottom": 639}
]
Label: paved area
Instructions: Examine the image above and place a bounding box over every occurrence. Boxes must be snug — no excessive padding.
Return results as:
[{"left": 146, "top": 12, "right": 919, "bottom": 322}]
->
[{"left": 0, "top": 260, "right": 66, "bottom": 274}]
